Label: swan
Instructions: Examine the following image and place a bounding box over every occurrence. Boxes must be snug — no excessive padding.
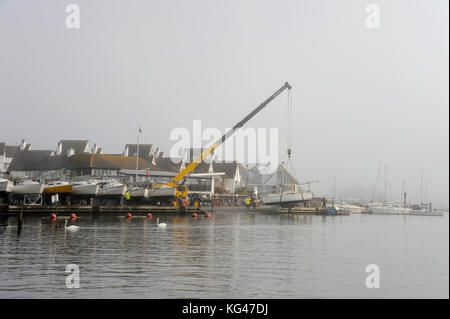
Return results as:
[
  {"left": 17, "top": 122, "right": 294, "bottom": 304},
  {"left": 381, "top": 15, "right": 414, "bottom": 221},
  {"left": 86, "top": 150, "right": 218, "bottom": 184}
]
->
[
  {"left": 156, "top": 217, "right": 167, "bottom": 228},
  {"left": 64, "top": 219, "right": 79, "bottom": 232}
]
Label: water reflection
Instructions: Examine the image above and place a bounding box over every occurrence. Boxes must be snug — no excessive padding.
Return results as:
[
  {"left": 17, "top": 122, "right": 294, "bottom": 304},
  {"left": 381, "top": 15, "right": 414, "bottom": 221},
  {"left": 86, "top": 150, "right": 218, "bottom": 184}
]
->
[{"left": 0, "top": 212, "right": 448, "bottom": 298}]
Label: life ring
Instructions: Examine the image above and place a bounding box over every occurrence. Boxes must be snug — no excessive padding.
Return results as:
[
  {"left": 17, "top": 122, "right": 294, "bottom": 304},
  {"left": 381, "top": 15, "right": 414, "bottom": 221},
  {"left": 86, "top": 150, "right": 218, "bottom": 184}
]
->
[{"left": 182, "top": 199, "right": 189, "bottom": 207}]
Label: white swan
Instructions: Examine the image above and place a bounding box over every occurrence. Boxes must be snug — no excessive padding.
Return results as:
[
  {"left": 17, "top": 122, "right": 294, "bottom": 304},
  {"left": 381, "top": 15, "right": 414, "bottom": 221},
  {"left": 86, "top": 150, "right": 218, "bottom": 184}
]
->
[
  {"left": 156, "top": 217, "right": 167, "bottom": 228},
  {"left": 64, "top": 219, "right": 79, "bottom": 232}
]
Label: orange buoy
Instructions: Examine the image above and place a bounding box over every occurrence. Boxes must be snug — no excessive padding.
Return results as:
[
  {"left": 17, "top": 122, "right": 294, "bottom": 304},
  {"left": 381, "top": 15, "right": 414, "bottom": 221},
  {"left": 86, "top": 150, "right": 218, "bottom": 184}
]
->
[
  {"left": 182, "top": 199, "right": 189, "bottom": 207},
  {"left": 50, "top": 213, "right": 56, "bottom": 219},
  {"left": 71, "top": 213, "right": 77, "bottom": 219},
  {"left": 205, "top": 213, "right": 210, "bottom": 218},
  {"left": 192, "top": 212, "right": 198, "bottom": 218},
  {"left": 126, "top": 213, "right": 132, "bottom": 218},
  {"left": 147, "top": 213, "right": 153, "bottom": 218}
]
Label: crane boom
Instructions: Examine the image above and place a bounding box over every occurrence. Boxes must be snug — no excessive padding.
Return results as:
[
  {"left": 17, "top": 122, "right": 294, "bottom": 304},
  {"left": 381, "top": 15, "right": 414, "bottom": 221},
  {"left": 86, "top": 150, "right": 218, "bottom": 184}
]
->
[{"left": 169, "top": 82, "right": 292, "bottom": 185}]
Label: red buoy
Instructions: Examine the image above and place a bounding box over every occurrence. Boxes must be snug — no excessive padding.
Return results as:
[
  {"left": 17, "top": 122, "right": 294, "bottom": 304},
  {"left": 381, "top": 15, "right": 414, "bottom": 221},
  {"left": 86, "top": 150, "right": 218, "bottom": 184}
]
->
[
  {"left": 50, "top": 213, "right": 56, "bottom": 219},
  {"left": 126, "top": 213, "right": 132, "bottom": 218},
  {"left": 147, "top": 213, "right": 153, "bottom": 218},
  {"left": 192, "top": 212, "right": 198, "bottom": 218},
  {"left": 205, "top": 213, "right": 210, "bottom": 218},
  {"left": 71, "top": 213, "right": 77, "bottom": 219}
]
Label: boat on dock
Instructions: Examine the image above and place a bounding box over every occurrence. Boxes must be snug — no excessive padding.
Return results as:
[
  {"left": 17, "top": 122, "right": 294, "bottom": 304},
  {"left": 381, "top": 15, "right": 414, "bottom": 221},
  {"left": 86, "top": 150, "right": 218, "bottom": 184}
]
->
[
  {"left": 12, "top": 180, "right": 44, "bottom": 194},
  {"left": 0, "top": 179, "right": 14, "bottom": 193},
  {"left": 261, "top": 186, "right": 312, "bottom": 206},
  {"left": 71, "top": 181, "right": 99, "bottom": 196},
  {"left": 43, "top": 181, "right": 73, "bottom": 194},
  {"left": 148, "top": 185, "right": 177, "bottom": 198},
  {"left": 129, "top": 186, "right": 149, "bottom": 198},
  {"left": 98, "top": 182, "right": 127, "bottom": 196}
]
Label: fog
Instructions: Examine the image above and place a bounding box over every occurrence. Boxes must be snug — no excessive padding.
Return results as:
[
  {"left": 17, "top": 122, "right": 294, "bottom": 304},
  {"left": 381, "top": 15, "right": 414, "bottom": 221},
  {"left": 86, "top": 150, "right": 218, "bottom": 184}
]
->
[{"left": 0, "top": 0, "right": 448, "bottom": 207}]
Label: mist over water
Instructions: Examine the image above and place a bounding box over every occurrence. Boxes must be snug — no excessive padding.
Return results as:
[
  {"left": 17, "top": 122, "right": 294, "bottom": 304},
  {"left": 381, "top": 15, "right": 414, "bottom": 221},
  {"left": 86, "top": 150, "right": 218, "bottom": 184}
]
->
[{"left": 0, "top": 211, "right": 448, "bottom": 298}]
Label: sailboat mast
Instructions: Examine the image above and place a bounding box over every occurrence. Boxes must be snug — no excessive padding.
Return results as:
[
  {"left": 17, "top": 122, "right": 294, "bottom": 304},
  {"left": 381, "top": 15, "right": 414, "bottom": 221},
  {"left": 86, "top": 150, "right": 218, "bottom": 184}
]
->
[{"left": 420, "top": 167, "right": 424, "bottom": 206}]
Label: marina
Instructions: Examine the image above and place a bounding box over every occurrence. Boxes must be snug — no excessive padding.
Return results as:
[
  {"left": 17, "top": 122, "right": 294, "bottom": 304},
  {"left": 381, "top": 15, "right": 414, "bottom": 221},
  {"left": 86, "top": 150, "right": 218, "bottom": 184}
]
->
[{"left": 0, "top": 0, "right": 448, "bottom": 302}]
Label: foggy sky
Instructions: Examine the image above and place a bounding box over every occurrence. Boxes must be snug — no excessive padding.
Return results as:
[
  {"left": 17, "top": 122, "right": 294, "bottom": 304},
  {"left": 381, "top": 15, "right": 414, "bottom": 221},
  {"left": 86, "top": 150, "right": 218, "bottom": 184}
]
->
[{"left": 0, "top": 0, "right": 448, "bottom": 207}]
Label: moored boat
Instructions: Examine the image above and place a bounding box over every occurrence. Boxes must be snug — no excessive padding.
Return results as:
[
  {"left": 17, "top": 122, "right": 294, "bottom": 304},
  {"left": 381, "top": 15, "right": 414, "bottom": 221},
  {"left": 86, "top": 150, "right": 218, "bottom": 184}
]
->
[
  {"left": 261, "top": 188, "right": 312, "bottom": 205},
  {"left": 12, "top": 180, "right": 44, "bottom": 194}
]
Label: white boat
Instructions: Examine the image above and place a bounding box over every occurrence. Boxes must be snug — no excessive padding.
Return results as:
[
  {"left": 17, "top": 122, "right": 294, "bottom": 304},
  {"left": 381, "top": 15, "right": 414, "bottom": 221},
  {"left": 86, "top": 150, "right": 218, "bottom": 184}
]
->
[
  {"left": 43, "top": 181, "right": 73, "bottom": 194},
  {"left": 371, "top": 205, "right": 412, "bottom": 214},
  {"left": 261, "top": 187, "right": 312, "bottom": 205},
  {"left": 148, "top": 185, "right": 177, "bottom": 198},
  {"left": 98, "top": 182, "right": 127, "bottom": 196},
  {"left": 12, "top": 180, "right": 44, "bottom": 194},
  {"left": 129, "top": 186, "right": 149, "bottom": 198},
  {"left": 0, "top": 178, "right": 14, "bottom": 193},
  {"left": 338, "top": 203, "right": 364, "bottom": 214},
  {"left": 71, "top": 181, "right": 99, "bottom": 196}
]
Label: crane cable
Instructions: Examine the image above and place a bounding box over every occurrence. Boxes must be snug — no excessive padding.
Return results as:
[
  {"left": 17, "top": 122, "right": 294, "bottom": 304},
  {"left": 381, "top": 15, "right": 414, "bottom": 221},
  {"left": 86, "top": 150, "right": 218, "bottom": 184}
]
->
[
  {"left": 287, "top": 89, "right": 293, "bottom": 159},
  {"left": 285, "top": 90, "right": 304, "bottom": 201}
]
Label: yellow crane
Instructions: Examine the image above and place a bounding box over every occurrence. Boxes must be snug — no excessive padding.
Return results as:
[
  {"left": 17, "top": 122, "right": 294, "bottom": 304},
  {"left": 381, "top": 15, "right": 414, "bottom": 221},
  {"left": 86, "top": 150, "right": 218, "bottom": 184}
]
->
[{"left": 153, "top": 82, "right": 292, "bottom": 205}]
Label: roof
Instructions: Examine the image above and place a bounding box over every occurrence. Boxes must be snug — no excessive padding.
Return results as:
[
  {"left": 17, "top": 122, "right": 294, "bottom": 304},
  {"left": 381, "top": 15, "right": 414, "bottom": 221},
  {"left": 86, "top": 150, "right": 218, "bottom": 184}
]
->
[
  {"left": 5, "top": 145, "right": 19, "bottom": 158},
  {"left": 212, "top": 161, "right": 240, "bottom": 179},
  {"left": 124, "top": 144, "right": 153, "bottom": 158},
  {"left": 57, "top": 140, "right": 90, "bottom": 155},
  {"left": 65, "top": 154, "right": 152, "bottom": 170},
  {"left": 153, "top": 157, "right": 181, "bottom": 173},
  {"left": 7, "top": 150, "right": 56, "bottom": 171},
  {"left": 182, "top": 162, "right": 212, "bottom": 174}
]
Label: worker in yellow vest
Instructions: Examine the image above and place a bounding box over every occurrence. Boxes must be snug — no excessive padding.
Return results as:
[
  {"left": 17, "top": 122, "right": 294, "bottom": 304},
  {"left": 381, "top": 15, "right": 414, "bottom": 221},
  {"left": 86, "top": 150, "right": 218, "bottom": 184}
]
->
[{"left": 244, "top": 196, "right": 251, "bottom": 209}]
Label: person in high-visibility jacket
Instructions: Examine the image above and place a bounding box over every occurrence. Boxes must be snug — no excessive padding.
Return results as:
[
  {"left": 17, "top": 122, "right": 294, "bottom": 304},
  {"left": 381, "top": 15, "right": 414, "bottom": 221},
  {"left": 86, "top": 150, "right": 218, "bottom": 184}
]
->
[
  {"left": 125, "top": 191, "right": 131, "bottom": 201},
  {"left": 244, "top": 196, "right": 251, "bottom": 209}
]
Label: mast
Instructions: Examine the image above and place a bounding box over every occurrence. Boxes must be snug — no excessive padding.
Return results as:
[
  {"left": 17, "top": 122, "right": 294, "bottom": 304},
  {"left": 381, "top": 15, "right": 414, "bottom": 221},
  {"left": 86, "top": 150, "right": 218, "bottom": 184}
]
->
[{"left": 420, "top": 167, "right": 424, "bottom": 206}]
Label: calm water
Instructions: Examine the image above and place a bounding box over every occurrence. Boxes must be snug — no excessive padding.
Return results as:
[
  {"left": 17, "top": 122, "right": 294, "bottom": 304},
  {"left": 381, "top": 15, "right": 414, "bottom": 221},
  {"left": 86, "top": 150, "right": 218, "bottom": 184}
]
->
[{"left": 0, "top": 211, "right": 448, "bottom": 298}]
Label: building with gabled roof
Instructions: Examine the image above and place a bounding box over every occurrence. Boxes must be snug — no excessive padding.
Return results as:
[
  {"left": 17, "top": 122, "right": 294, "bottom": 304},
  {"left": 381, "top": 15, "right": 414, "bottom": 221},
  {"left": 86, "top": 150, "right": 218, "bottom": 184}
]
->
[
  {"left": 212, "top": 161, "right": 247, "bottom": 194},
  {"left": 65, "top": 154, "right": 152, "bottom": 178},
  {"left": 123, "top": 144, "right": 154, "bottom": 159},
  {"left": 7, "top": 149, "right": 57, "bottom": 178},
  {"left": 56, "top": 140, "right": 91, "bottom": 157}
]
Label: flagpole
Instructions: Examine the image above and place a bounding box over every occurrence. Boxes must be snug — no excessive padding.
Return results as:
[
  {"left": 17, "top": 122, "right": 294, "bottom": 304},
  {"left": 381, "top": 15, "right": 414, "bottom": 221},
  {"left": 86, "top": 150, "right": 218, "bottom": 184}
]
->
[{"left": 136, "top": 127, "right": 141, "bottom": 183}]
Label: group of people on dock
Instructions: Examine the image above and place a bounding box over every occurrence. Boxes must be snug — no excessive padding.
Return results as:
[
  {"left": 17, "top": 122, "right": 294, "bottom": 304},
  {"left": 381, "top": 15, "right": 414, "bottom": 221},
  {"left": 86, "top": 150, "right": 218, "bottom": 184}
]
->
[{"left": 244, "top": 196, "right": 257, "bottom": 209}]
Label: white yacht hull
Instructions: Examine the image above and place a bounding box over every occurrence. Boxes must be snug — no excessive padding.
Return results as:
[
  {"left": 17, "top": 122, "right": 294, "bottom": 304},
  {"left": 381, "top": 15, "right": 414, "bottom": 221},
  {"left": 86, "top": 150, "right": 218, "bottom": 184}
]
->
[
  {"left": 12, "top": 183, "right": 44, "bottom": 195},
  {"left": 261, "top": 191, "right": 312, "bottom": 205},
  {"left": 98, "top": 184, "right": 127, "bottom": 196},
  {"left": 130, "top": 188, "right": 149, "bottom": 198},
  {"left": 371, "top": 206, "right": 412, "bottom": 214},
  {"left": 72, "top": 184, "right": 99, "bottom": 196},
  {"left": 148, "top": 186, "right": 176, "bottom": 198}
]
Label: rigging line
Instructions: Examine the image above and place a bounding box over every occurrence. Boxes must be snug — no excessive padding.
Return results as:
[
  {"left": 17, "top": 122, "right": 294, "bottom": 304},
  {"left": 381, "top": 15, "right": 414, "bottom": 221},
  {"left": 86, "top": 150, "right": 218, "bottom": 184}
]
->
[{"left": 289, "top": 89, "right": 293, "bottom": 150}]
